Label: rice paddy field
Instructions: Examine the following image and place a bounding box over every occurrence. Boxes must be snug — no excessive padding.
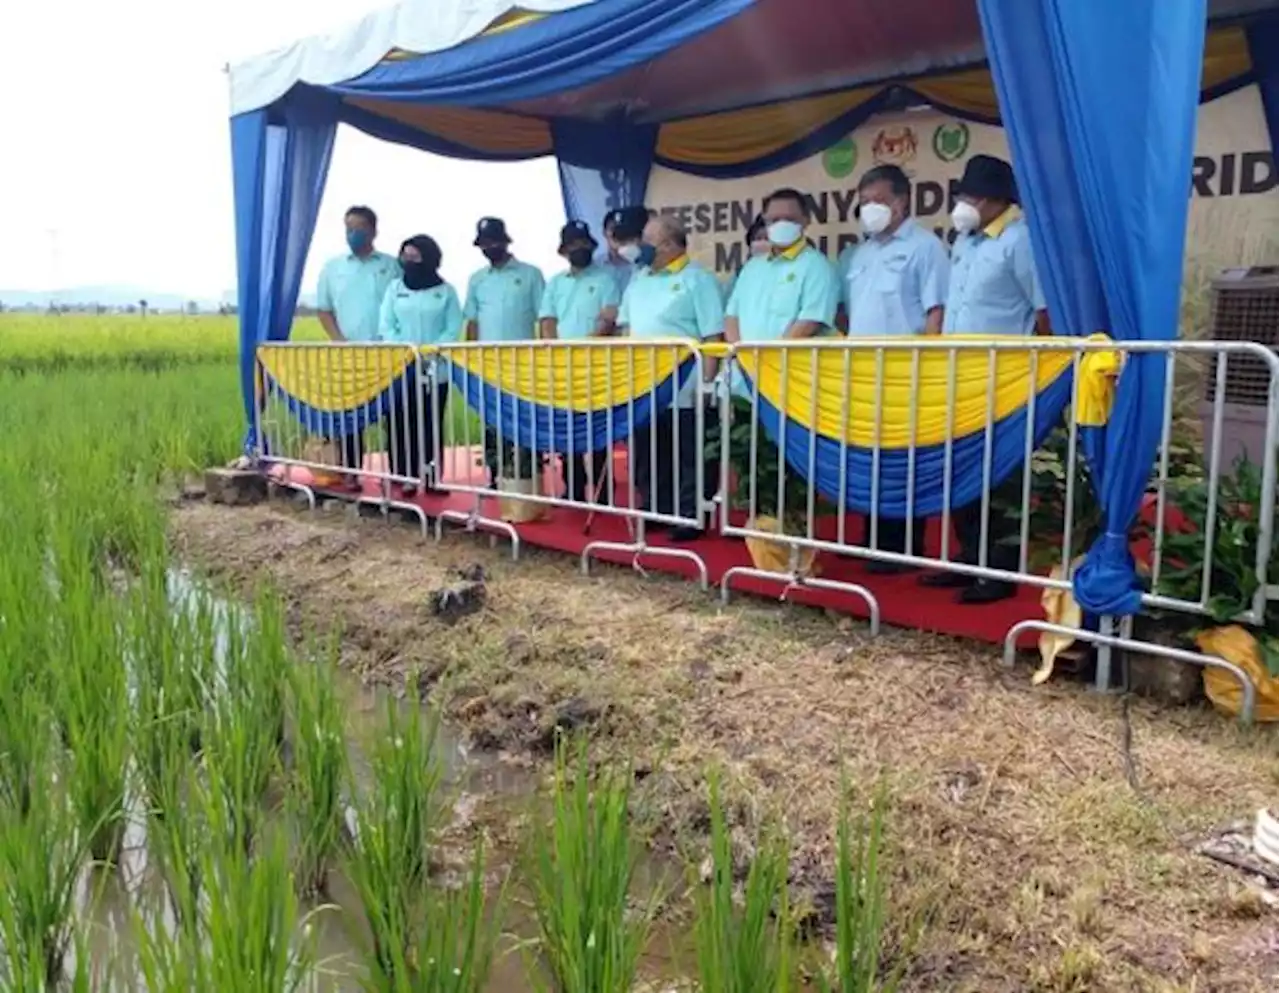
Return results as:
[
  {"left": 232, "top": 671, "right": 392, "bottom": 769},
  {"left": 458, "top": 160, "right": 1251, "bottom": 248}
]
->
[{"left": 1, "top": 312, "right": 1276, "bottom": 992}]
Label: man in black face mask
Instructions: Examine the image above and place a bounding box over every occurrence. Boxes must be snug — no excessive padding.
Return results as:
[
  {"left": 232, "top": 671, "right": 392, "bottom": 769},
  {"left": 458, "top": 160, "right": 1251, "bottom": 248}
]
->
[
  {"left": 537, "top": 220, "right": 623, "bottom": 504},
  {"left": 461, "top": 217, "right": 546, "bottom": 487}
]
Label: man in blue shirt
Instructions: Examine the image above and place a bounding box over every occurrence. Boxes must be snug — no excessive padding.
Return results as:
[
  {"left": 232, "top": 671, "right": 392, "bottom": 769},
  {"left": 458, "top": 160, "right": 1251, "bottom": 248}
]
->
[
  {"left": 463, "top": 217, "right": 546, "bottom": 486},
  {"left": 618, "top": 215, "right": 724, "bottom": 539},
  {"left": 842, "top": 166, "right": 951, "bottom": 571},
  {"left": 597, "top": 206, "right": 651, "bottom": 298},
  {"left": 540, "top": 221, "right": 622, "bottom": 503},
  {"left": 924, "top": 155, "right": 1051, "bottom": 604},
  {"left": 315, "top": 205, "right": 401, "bottom": 489}
]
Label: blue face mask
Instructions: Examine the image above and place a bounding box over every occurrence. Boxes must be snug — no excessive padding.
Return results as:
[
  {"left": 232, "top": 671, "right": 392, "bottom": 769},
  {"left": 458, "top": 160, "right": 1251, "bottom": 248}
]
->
[
  {"left": 346, "top": 228, "right": 371, "bottom": 253},
  {"left": 636, "top": 243, "right": 657, "bottom": 267}
]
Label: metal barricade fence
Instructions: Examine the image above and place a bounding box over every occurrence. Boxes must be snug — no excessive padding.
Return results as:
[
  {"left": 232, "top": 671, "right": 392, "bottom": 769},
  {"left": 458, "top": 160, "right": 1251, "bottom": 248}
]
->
[
  {"left": 252, "top": 336, "right": 1277, "bottom": 721},
  {"left": 428, "top": 339, "right": 713, "bottom": 584},
  {"left": 252, "top": 342, "right": 433, "bottom": 535},
  {"left": 714, "top": 336, "right": 1277, "bottom": 721}
]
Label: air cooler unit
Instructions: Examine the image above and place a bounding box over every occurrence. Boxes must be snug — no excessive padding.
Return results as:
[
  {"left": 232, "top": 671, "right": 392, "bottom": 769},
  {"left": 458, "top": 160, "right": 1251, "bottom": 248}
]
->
[{"left": 1200, "top": 266, "right": 1278, "bottom": 470}]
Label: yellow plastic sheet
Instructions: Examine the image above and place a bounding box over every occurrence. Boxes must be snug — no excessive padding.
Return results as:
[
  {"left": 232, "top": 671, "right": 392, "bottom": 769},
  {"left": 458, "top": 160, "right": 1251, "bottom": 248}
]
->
[
  {"left": 1196, "top": 625, "right": 1280, "bottom": 722},
  {"left": 1035, "top": 560, "right": 1083, "bottom": 685}
]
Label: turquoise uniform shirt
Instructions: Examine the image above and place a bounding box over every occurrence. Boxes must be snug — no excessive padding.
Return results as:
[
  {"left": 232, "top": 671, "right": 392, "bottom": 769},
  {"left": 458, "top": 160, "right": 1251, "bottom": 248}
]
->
[
  {"left": 724, "top": 241, "right": 840, "bottom": 342},
  {"left": 378, "top": 279, "right": 463, "bottom": 381},
  {"left": 842, "top": 219, "right": 949, "bottom": 336},
  {"left": 462, "top": 259, "right": 545, "bottom": 341},
  {"left": 316, "top": 250, "right": 401, "bottom": 342},
  {"left": 943, "top": 208, "right": 1046, "bottom": 336},
  {"left": 538, "top": 265, "right": 622, "bottom": 340},
  {"left": 618, "top": 256, "right": 723, "bottom": 407}
]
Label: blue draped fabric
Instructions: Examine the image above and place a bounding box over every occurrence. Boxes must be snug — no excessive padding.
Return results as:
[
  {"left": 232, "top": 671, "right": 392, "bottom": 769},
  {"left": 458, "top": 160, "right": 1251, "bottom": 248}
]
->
[
  {"left": 754, "top": 370, "right": 1074, "bottom": 519},
  {"left": 1246, "top": 10, "right": 1278, "bottom": 156},
  {"left": 979, "top": 0, "right": 1207, "bottom": 616},
  {"left": 330, "top": 0, "right": 756, "bottom": 106},
  {"left": 553, "top": 116, "right": 660, "bottom": 233},
  {"left": 232, "top": 92, "right": 337, "bottom": 455}
]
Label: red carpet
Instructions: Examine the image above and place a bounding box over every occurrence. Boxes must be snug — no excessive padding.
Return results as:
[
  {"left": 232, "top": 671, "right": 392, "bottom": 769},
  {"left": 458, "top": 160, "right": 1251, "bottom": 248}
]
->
[{"left": 269, "top": 446, "right": 1048, "bottom": 649}]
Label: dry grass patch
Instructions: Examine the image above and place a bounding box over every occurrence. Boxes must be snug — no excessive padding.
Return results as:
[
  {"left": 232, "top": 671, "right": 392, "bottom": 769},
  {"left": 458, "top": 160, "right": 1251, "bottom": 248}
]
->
[{"left": 171, "top": 500, "right": 1278, "bottom": 992}]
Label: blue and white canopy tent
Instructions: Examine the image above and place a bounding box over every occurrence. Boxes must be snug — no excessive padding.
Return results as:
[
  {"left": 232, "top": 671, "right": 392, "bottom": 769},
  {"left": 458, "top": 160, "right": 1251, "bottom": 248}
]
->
[{"left": 229, "top": 0, "right": 1278, "bottom": 618}]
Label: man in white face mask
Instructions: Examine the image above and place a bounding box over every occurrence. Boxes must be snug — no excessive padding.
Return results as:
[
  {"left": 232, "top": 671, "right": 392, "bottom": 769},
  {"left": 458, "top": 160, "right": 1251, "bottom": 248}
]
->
[
  {"left": 942, "top": 155, "right": 1051, "bottom": 338},
  {"left": 922, "top": 154, "right": 1050, "bottom": 605},
  {"left": 724, "top": 188, "right": 840, "bottom": 344},
  {"left": 841, "top": 165, "right": 949, "bottom": 338},
  {"left": 841, "top": 165, "right": 949, "bottom": 571}
]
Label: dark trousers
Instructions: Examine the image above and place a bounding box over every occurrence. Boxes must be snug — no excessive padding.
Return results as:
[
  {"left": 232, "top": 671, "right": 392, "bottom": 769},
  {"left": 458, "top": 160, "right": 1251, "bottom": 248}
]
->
[
  {"left": 386, "top": 380, "right": 450, "bottom": 484},
  {"left": 483, "top": 429, "right": 536, "bottom": 487},
  {"left": 338, "top": 431, "right": 364, "bottom": 475},
  {"left": 862, "top": 516, "right": 927, "bottom": 558},
  {"left": 633, "top": 407, "right": 716, "bottom": 520},
  {"left": 560, "top": 449, "right": 611, "bottom": 504},
  {"left": 950, "top": 473, "right": 1022, "bottom": 574}
]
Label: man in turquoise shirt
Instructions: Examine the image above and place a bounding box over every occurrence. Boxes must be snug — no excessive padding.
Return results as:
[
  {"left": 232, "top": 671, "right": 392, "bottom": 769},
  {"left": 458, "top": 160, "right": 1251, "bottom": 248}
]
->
[
  {"left": 463, "top": 217, "right": 545, "bottom": 342},
  {"left": 618, "top": 215, "right": 724, "bottom": 538},
  {"left": 316, "top": 206, "right": 401, "bottom": 342},
  {"left": 539, "top": 220, "right": 622, "bottom": 503},
  {"left": 724, "top": 187, "right": 840, "bottom": 344},
  {"left": 463, "top": 217, "right": 546, "bottom": 486},
  {"left": 923, "top": 155, "right": 1052, "bottom": 605},
  {"left": 314, "top": 205, "right": 401, "bottom": 489}
]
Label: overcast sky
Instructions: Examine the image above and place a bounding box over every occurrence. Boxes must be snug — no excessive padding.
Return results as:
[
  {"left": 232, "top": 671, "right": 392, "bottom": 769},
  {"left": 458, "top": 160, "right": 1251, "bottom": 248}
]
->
[{"left": 0, "top": 0, "right": 566, "bottom": 299}]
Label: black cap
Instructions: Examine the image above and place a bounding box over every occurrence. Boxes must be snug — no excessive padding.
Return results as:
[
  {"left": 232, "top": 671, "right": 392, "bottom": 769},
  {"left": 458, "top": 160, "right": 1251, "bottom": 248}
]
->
[
  {"left": 473, "top": 217, "right": 511, "bottom": 246},
  {"left": 559, "top": 220, "right": 596, "bottom": 250},
  {"left": 955, "top": 155, "right": 1018, "bottom": 203},
  {"left": 606, "top": 205, "right": 649, "bottom": 241}
]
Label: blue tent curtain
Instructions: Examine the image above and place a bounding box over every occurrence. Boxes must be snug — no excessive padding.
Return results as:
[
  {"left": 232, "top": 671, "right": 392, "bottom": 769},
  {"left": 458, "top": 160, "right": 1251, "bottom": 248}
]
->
[
  {"left": 1246, "top": 10, "right": 1278, "bottom": 156},
  {"left": 232, "top": 92, "right": 337, "bottom": 454},
  {"left": 979, "top": 0, "right": 1208, "bottom": 617},
  {"left": 552, "top": 116, "right": 660, "bottom": 230}
]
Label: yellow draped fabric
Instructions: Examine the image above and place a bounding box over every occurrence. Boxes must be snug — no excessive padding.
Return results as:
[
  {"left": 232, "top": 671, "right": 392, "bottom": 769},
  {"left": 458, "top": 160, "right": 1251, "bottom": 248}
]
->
[
  {"left": 656, "top": 87, "right": 880, "bottom": 165},
  {"left": 365, "top": 24, "right": 1250, "bottom": 167},
  {"left": 258, "top": 345, "right": 415, "bottom": 412},
  {"left": 439, "top": 342, "right": 692, "bottom": 412},
  {"left": 733, "top": 335, "right": 1121, "bottom": 448}
]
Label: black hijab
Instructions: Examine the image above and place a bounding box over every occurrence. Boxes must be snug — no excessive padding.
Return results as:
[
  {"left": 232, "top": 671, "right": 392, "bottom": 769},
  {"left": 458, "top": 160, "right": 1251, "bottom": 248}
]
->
[{"left": 400, "top": 235, "right": 444, "bottom": 291}]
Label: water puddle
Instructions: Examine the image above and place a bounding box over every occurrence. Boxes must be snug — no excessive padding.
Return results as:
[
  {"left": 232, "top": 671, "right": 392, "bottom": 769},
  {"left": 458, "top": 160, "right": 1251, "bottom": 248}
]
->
[{"left": 71, "top": 570, "right": 686, "bottom": 991}]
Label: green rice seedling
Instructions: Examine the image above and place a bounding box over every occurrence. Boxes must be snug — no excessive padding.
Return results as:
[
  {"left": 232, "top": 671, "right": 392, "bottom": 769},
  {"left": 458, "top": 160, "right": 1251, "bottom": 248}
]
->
[
  {"left": 816, "top": 787, "right": 910, "bottom": 993},
  {"left": 358, "top": 843, "right": 502, "bottom": 993},
  {"left": 345, "top": 692, "right": 445, "bottom": 983},
  {"left": 693, "top": 773, "right": 794, "bottom": 993},
  {"left": 201, "top": 775, "right": 315, "bottom": 993},
  {"left": 0, "top": 736, "right": 92, "bottom": 989},
  {"left": 525, "top": 738, "right": 658, "bottom": 993},
  {"left": 287, "top": 653, "right": 351, "bottom": 898},
  {"left": 53, "top": 586, "right": 132, "bottom": 866}
]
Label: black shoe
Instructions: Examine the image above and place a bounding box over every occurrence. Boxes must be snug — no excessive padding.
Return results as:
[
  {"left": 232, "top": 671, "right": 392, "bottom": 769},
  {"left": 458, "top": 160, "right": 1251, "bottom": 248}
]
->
[
  {"left": 864, "top": 558, "right": 916, "bottom": 575},
  {"left": 919, "top": 571, "right": 973, "bottom": 589},
  {"left": 958, "top": 580, "right": 1016, "bottom": 605},
  {"left": 668, "top": 526, "right": 704, "bottom": 543}
]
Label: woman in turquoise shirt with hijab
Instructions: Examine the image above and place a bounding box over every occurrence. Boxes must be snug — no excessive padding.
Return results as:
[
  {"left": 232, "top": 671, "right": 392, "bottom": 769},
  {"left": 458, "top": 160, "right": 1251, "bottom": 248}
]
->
[{"left": 378, "top": 235, "right": 463, "bottom": 495}]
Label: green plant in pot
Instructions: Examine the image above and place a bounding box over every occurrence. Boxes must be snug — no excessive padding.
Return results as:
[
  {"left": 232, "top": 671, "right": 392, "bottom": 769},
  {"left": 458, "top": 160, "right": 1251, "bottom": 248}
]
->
[
  {"left": 709, "top": 397, "right": 821, "bottom": 574},
  {"left": 1154, "top": 454, "right": 1279, "bottom": 677}
]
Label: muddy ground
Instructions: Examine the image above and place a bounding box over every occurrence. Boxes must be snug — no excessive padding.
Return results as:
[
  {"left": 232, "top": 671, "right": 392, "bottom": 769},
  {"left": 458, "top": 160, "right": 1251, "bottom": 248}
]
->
[{"left": 171, "top": 497, "right": 1278, "bottom": 992}]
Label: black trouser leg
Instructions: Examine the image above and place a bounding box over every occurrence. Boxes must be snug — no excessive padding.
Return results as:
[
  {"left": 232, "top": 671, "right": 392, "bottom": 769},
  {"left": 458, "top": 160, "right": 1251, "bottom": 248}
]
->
[
  {"left": 635, "top": 408, "right": 705, "bottom": 520},
  {"left": 954, "top": 473, "right": 1022, "bottom": 576},
  {"left": 864, "top": 516, "right": 926, "bottom": 556},
  {"left": 559, "top": 447, "right": 608, "bottom": 503}
]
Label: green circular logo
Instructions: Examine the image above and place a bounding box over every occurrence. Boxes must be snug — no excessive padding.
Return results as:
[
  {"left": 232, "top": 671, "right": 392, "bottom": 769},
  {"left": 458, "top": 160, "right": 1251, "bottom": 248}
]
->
[
  {"left": 822, "top": 137, "right": 858, "bottom": 179},
  {"left": 932, "top": 122, "right": 970, "bottom": 163}
]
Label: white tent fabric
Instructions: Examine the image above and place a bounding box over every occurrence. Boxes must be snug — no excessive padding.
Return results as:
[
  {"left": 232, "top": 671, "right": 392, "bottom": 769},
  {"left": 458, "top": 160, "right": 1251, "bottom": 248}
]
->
[{"left": 228, "top": 0, "right": 596, "bottom": 117}]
